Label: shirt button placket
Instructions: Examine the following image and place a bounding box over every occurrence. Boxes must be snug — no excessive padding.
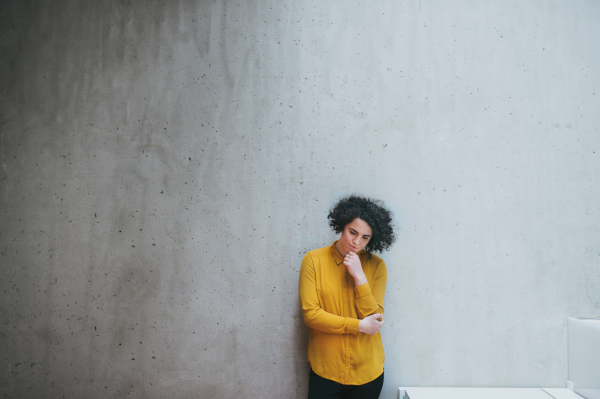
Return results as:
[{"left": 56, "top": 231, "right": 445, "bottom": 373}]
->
[{"left": 345, "top": 271, "right": 351, "bottom": 383}]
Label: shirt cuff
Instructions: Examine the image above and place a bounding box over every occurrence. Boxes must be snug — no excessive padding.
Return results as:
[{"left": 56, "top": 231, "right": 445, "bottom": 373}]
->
[
  {"left": 354, "top": 282, "right": 372, "bottom": 299},
  {"left": 346, "top": 317, "right": 360, "bottom": 335}
]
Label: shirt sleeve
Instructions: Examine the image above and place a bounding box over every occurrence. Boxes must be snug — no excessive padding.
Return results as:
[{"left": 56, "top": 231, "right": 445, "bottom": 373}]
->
[
  {"left": 298, "top": 252, "right": 360, "bottom": 335},
  {"left": 354, "top": 258, "right": 387, "bottom": 319}
]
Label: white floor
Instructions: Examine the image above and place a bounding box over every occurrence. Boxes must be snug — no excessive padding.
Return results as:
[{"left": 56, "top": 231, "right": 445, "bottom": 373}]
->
[{"left": 573, "top": 389, "right": 600, "bottom": 399}]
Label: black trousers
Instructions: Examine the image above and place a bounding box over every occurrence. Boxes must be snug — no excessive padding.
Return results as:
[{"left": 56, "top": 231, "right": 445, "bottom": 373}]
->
[{"left": 307, "top": 369, "right": 384, "bottom": 399}]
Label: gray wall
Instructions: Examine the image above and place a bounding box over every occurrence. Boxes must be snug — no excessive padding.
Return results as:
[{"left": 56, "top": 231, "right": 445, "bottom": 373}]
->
[{"left": 1, "top": 0, "right": 599, "bottom": 398}]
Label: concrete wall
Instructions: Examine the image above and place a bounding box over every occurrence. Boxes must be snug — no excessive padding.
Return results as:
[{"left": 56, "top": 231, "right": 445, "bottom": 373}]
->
[{"left": 1, "top": 0, "right": 599, "bottom": 398}]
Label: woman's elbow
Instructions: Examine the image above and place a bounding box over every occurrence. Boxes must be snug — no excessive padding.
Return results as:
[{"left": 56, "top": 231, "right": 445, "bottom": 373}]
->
[{"left": 302, "top": 309, "right": 318, "bottom": 328}]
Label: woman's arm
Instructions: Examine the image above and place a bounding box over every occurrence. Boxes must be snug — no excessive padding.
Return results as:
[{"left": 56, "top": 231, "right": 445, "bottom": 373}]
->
[
  {"left": 351, "top": 257, "right": 387, "bottom": 319},
  {"left": 298, "top": 252, "right": 360, "bottom": 335}
]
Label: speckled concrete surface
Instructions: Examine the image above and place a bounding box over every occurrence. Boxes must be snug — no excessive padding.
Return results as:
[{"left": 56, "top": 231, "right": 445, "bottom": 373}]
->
[{"left": 1, "top": 1, "right": 599, "bottom": 398}]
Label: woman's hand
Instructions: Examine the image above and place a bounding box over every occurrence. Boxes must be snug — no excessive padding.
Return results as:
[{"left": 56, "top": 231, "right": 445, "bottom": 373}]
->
[
  {"left": 358, "top": 313, "right": 384, "bottom": 335},
  {"left": 343, "top": 251, "right": 367, "bottom": 287}
]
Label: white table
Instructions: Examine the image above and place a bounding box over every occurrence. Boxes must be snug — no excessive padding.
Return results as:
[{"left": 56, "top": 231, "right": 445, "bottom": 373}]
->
[{"left": 399, "top": 387, "right": 583, "bottom": 399}]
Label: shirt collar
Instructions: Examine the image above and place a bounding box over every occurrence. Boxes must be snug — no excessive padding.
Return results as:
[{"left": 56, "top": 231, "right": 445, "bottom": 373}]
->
[
  {"left": 330, "top": 240, "right": 367, "bottom": 266},
  {"left": 330, "top": 240, "right": 344, "bottom": 265}
]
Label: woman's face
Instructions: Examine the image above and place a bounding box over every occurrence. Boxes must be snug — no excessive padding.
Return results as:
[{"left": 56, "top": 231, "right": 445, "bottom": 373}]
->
[{"left": 337, "top": 218, "right": 372, "bottom": 256}]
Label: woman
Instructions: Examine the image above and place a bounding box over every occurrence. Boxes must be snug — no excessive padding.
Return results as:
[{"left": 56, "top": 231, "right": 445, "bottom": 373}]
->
[{"left": 299, "top": 195, "right": 396, "bottom": 399}]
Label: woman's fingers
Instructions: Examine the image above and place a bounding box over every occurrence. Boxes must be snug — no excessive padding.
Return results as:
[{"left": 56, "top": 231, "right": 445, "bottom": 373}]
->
[
  {"left": 371, "top": 314, "right": 384, "bottom": 333},
  {"left": 344, "top": 252, "right": 359, "bottom": 266},
  {"left": 374, "top": 318, "right": 384, "bottom": 333}
]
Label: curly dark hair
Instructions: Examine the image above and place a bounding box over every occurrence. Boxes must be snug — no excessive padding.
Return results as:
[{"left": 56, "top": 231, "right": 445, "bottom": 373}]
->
[{"left": 328, "top": 195, "right": 396, "bottom": 254}]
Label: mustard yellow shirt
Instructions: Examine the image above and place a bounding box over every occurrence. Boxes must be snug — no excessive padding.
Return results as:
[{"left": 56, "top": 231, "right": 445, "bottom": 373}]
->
[{"left": 298, "top": 240, "right": 387, "bottom": 385}]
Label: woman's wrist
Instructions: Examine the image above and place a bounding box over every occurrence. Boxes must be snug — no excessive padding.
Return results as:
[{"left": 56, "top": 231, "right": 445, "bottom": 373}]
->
[
  {"left": 358, "top": 319, "right": 365, "bottom": 333},
  {"left": 354, "top": 274, "right": 367, "bottom": 287}
]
